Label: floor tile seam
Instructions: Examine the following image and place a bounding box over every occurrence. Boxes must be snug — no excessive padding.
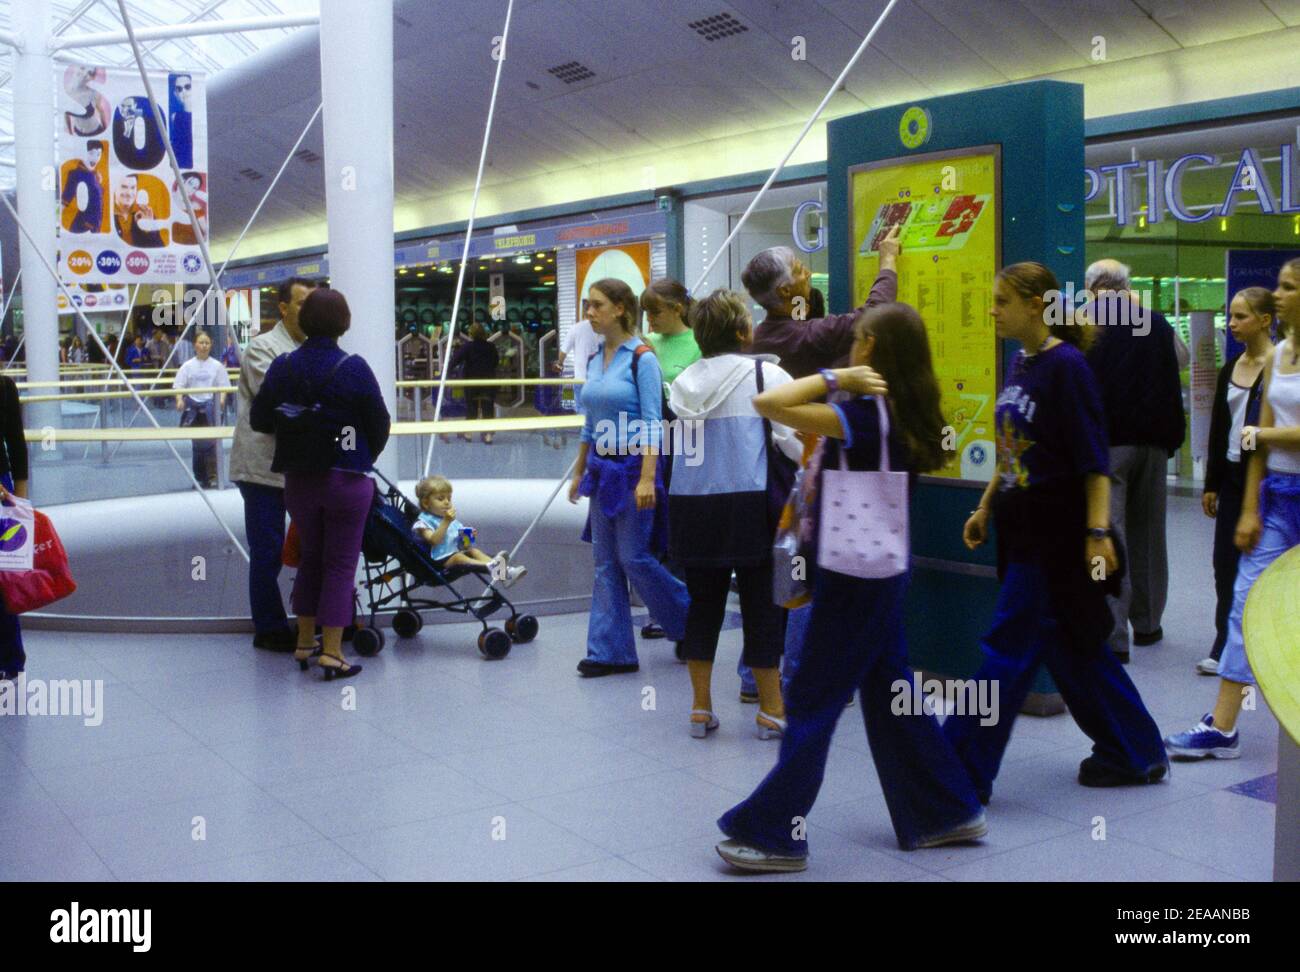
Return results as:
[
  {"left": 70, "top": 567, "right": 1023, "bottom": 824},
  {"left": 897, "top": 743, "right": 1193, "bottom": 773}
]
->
[
  {"left": 325, "top": 797, "right": 527, "bottom": 842},
  {"left": 20, "top": 761, "right": 126, "bottom": 881},
  {"left": 1003, "top": 781, "right": 1245, "bottom": 836},
  {"left": 512, "top": 767, "right": 746, "bottom": 859},
  {"left": 123, "top": 835, "right": 380, "bottom": 882},
  {"left": 1095, "top": 795, "right": 1277, "bottom": 882}
]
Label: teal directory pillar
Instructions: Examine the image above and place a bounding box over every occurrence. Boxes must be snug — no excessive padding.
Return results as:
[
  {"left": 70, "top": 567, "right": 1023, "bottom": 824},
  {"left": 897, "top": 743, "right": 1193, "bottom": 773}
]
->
[{"left": 826, "top": 80, "right": 1085, "bottom": 709}]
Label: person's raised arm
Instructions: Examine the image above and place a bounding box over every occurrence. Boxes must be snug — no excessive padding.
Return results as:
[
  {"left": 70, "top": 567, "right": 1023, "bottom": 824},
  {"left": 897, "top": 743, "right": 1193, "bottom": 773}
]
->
[{"left": 752, "top": 366, "right": 886, "bottom": 439}]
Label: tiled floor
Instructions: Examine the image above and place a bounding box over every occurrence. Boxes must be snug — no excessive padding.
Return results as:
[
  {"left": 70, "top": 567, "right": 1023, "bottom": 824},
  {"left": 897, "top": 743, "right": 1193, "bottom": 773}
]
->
[{"left": 0, "top": 495, "right": 1282, "bottom": 881}]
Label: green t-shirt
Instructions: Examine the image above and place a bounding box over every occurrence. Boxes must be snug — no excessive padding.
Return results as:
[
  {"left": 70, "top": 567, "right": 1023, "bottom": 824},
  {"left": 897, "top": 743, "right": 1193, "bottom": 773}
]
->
[{"left": 648, "top": 329, "right": 702, "bottom": 386}]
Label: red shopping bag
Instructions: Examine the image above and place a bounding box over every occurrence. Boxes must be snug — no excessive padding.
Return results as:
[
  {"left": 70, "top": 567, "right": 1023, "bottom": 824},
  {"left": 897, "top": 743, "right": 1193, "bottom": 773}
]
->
[
  {"left": 282, "top": 520, "right": 301, "bottom": 568},
  {"left": 0, "top": 508, "right": 77, "bottom": 614}
]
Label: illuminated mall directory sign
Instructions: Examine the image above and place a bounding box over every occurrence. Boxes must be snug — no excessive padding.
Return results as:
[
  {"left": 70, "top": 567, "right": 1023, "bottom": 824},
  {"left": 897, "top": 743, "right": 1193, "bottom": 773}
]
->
[{"left": 849, "top": 147, "right": 1001, "bottom": 484}]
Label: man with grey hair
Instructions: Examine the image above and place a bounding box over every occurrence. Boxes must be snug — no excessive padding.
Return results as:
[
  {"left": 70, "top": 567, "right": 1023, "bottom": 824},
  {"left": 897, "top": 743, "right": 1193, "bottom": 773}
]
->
[
  {"left": 1082, "top": 257, "right": 1186, "bottom": 662},
  {"left": 745, "top": 225, "right": 901, "bottom": 378}
]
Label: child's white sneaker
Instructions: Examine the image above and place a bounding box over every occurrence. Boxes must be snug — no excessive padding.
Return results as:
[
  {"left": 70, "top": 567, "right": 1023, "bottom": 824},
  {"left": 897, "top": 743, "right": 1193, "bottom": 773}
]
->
[{"left": 501, "top": 564, "right": 527, "bottom": 588}]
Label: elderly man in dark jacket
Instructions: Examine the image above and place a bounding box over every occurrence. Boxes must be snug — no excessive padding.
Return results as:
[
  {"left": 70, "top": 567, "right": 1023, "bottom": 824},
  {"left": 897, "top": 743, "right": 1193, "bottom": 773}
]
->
[
  {"left": 1081, "top": 259, "right": 1186, "bottom": 663},
  {"left": 744, "top": 225, "right": 900, "bottom": 377}
]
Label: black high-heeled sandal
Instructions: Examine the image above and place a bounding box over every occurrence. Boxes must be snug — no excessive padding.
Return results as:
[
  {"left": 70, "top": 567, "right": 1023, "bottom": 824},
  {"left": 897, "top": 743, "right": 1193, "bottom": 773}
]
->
[
  {"left": 294, "top": 642, "right": 323, "bottom": 671},
  {"left": 316, "top": 654, "right": 362, "bottom": 680}
]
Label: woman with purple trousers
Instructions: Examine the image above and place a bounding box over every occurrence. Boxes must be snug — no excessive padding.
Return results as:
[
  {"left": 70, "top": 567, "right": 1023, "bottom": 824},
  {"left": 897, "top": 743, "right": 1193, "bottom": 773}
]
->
[{"left": 251, "top": 289, "right": 390, "bottom": 679}]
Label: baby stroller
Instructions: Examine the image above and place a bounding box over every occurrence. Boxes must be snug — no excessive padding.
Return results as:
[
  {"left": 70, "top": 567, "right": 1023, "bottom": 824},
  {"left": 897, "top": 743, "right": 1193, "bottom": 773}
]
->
[{"left": 355, "top": 469, "right": 539, "bottom": 659}]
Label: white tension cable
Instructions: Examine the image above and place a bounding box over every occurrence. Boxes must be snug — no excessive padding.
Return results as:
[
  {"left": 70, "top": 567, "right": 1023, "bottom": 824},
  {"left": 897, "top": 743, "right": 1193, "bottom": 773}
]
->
[
  {"left": 688, "top": 0, "right": 899, "bottom": 298},
  {"left": 424, "top": 0, "right": 517, "bottom": 478}
]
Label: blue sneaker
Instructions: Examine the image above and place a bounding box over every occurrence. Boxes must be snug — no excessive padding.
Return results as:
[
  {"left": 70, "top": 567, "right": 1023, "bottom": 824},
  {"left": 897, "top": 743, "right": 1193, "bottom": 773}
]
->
[{"left": 1165, "top": 714, "right": 1240, "bottom": 760}]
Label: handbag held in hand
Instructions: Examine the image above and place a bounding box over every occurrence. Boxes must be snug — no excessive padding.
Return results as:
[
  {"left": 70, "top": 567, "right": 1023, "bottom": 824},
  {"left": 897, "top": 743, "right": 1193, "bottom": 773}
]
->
[{"left": 816, "top": 397, "right": 908, "bottom": 579}]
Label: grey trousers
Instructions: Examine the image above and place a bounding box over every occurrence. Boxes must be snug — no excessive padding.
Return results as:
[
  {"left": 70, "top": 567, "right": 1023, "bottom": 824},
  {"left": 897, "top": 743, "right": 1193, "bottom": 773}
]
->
[{"left": 1107, "top": 444, "right": 1170, "bottom": 654}]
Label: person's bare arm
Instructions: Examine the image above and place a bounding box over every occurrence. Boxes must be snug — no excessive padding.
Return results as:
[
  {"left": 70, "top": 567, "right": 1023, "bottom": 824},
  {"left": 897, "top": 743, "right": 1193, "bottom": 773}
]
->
[
  {"left": 752, "top": 367, "right": 887, "bottom": 439},
  {"left": 962, "top": 476, "right": 1001, "bottom": 549},
  {"left": 569, "top": 441, "right": 590, "bottom": 503},
  {"left": 1237, "top": 357, "right": 1274, "bottom": 552},
  {"left": 1083, "top": 471, "right": 1118, "bottom": 574}
]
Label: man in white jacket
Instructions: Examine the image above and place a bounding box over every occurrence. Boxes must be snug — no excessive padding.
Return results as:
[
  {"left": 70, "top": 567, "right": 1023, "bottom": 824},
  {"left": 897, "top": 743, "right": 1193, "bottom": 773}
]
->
[{"left": 229, "top": 277, "right": 314, "bottom": 651}]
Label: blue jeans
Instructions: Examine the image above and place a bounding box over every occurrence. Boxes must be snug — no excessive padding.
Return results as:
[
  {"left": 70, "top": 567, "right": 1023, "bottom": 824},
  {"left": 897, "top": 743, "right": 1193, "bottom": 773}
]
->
[
  {"left": 719, "top": 569, "right": 982, "bottom": 854},
  {"left": 943, "top": 560, "right": 1168, "bottom": 800},
  {"left": 237, "top": 480, "right": 290, "bottom": 636},
  {"left": 0, "top": 471, "right": 22, "bottom": 675},
  {"left": 586, "top": 499, "right": 688, "bottom": 665}
]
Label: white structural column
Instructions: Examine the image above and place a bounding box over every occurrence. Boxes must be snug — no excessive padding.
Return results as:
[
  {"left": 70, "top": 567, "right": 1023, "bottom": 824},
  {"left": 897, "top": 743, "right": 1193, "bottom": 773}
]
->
[
  {"left": 318, "top": 0, "right": 397, "bottom": 482},
  {"left": 13, "top": 0, "right": 61, "bottom": 437}
]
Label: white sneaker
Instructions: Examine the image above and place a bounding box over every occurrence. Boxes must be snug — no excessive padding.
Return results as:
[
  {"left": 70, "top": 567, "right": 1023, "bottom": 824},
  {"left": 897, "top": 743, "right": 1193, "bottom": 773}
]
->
[
  {"left": 501, "top": 564, "right": 527, "bottom": 588},
  {"left": 1195, "top": 657, "right": 1219, "bottom": 676}
]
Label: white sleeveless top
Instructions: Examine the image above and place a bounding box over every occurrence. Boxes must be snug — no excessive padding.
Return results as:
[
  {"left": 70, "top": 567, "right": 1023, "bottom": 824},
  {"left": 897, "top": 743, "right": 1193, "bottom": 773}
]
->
[{"left": 1267, "top": 342, "right": 1300, "bottom": 474}]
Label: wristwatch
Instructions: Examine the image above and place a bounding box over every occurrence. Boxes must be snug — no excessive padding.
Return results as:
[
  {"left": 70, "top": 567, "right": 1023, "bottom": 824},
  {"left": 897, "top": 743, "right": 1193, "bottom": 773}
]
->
[
  {"left": 1087, "top": 527, "right": 1111, "bottom": 539},
  {"left": 819, "top": 368, "right": 839, "bottom": 393}
]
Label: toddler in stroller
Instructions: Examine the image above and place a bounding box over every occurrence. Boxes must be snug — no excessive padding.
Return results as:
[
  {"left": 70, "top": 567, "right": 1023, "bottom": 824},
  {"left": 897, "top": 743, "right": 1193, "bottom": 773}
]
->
[{"left": 414, "top": 475, "right": 526, "bottom": 587}]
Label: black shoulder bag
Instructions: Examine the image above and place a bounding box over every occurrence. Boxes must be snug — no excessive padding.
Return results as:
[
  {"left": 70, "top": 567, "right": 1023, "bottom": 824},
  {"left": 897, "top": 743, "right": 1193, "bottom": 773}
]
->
[{"left": 273, "top": 353, "right": 351, "bottom": 472}]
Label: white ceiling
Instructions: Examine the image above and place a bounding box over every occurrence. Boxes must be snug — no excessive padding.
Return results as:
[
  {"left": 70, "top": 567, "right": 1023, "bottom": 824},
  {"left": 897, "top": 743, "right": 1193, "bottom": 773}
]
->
[{"left": 2, "top": 0, "right": 1299, "bottom": 274}]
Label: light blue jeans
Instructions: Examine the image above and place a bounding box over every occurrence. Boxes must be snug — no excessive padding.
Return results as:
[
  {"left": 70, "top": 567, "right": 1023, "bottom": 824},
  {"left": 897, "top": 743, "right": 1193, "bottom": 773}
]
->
[
  {"left": 1217, "top": 473, "right": 1300, "bottom": 685},
  {"left": 586, "top": 499, "right": 689, "bottom": 666}
]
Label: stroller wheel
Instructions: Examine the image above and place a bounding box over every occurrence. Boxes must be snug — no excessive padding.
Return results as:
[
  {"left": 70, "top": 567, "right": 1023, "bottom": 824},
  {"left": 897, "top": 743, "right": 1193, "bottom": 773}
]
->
[
  {"left": 392, "top": 609, "right": 423, "bottom": 639},
  {"left": 478, "top": 627, "right": 512, "bottom": 660},
  {"left": 354, "top": 627, "right": 385, "bottom": 657},
  {"left": 505, "top": 614, "right": 539, "bottom": 644}
]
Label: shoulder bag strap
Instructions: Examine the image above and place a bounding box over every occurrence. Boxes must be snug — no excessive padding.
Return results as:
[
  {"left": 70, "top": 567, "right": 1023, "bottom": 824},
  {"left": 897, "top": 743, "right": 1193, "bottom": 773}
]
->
[
  {"left": 754, "top": 358, "right": 774, "bottom": 455},
  {"left": 836, "top": 395, "right": 891, "bottom": 472}
]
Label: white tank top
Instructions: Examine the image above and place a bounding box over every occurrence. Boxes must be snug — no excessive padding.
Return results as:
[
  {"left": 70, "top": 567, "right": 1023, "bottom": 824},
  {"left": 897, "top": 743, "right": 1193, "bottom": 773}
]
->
[
  {"left": 1267, "top": 342, "right": 1300, "bottom": 474},
  {"left": 1226, "top": 381, "right": 1249, "bottom": 463}
]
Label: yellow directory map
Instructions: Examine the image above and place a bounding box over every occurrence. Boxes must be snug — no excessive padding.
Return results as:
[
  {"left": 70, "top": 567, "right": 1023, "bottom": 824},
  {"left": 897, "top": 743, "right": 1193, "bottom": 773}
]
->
[{"left": 851, "top": 150, "right": 999, "bottom": 482}]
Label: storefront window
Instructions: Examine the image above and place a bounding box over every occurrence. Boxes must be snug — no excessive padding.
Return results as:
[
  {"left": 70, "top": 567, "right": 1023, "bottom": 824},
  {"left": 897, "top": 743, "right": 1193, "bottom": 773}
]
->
[
  {"left": 684, "top": 181, "right": 829, "bottom": 323},
  {"left": 1085, "top": 113, "right": 1300, "bottom": 484}
]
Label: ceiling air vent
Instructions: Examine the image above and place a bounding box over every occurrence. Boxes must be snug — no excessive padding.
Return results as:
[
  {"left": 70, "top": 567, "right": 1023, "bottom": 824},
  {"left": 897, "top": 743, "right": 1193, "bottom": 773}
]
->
[
  {"left": 294, "top": 148, "right": 321, "bottom": 163},
  {"left": 238, "top": 167, "right": 264, "bottom": 181},
  {"left": 690, "top": 12, "right": 748, "bottom": 41},
  {"left": 547, "top": 61, "right": 595, "bottom": 84}
]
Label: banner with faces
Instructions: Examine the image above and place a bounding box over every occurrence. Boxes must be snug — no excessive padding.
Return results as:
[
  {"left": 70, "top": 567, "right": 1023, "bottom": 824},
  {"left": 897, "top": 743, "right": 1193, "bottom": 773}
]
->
[{"left": 56, "top": 64, "right": 208, "bottom": 285}]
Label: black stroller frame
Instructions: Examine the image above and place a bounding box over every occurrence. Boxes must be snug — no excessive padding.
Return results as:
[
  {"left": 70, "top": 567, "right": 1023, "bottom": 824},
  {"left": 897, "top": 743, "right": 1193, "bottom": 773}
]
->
[{"left": 353, "top": 468, "right": 539, "bottom": 659}]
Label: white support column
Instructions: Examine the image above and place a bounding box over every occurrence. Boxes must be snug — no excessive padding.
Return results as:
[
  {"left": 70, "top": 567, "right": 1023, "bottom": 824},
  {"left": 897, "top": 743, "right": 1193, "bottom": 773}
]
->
[
  {"left": 319, "top": 0, "right": 396, "bottom": 481},
  {"left": 13, "top": 0, "right": 61, "bottom": 440}
]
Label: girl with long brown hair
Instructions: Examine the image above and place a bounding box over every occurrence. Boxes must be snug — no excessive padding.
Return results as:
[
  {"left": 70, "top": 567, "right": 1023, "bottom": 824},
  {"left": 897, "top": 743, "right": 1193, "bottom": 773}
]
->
[{"left": 717, "top": 302, "right": 986, "bottom": 873}]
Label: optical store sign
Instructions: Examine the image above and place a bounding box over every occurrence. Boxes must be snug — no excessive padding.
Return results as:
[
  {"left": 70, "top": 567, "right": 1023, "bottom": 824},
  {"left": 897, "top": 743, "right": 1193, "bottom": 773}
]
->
[{"left": 1086, "top": 144, "right": 1300, "bottom": 224}]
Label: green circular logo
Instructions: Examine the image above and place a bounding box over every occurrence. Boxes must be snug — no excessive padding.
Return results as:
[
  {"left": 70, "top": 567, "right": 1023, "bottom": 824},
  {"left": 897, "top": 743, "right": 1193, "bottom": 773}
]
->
[{"left": 899, "top": 106, "right": 931, "bottom": 149}]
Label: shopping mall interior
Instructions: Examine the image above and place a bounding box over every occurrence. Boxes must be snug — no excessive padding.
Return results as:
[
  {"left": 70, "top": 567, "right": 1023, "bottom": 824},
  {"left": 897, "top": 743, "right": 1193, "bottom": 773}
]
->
[{"left": 0, "top": 0, "right": 1298, "bottom": 897}]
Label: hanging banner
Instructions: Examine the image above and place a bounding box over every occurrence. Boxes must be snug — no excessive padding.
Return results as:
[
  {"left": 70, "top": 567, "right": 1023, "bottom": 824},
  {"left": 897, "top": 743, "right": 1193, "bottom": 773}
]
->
[
  {"left": 1187, "top": 311, "right": 1217, "bottom": 466},
  {"left": 56, "top": 284, "right": 131, "bottom": 314},
  {"left": 56, "top": 65, "right": 208, "bottom": 285}
]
